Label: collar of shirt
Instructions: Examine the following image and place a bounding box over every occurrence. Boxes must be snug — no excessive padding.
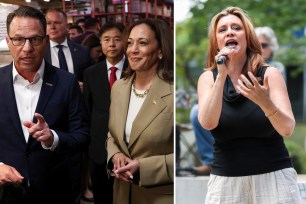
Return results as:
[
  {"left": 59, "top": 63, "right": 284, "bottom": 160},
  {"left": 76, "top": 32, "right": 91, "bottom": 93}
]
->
[
  {"left": 13, "top": 60, "right": 45, "bottom": 85},
  {"left": 50, "top": 39, "right": 68, "bottom": 48},
  {"left": 106, "top": 55, "right": 126, "bottom": 71}
]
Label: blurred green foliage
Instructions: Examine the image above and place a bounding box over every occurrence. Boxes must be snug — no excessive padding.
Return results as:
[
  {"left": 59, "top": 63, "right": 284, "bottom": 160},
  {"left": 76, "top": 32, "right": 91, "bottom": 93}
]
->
[
  {"left": 285, "top": 139, "right": 306, "bottom": 174},
  {"left": 176, "top": 108, "right": 191, "bottom": 124},
  {"left": 286, "top": 124, "right": 306, "bottom": 173}
]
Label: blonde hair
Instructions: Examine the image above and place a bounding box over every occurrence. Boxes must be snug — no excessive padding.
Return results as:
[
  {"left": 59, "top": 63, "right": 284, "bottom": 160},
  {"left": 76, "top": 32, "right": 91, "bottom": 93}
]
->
[{"left": 206, "top": 7, "right": 265, "bottom": 75}]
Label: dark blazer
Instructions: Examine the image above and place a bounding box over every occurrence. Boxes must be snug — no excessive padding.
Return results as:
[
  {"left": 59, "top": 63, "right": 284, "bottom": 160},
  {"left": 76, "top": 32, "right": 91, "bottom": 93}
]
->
[
  {"left": 71, "top": 31, "right": 95, "bottom": 45},
  {"left": 83, "top": 59, "right": 128, "bottom": 164},
  {"left": 0, "top": 61, "right": 89, "bottom": 203},
  {"left": 44, "top": 40, "right": 92, "bottom": 82}
]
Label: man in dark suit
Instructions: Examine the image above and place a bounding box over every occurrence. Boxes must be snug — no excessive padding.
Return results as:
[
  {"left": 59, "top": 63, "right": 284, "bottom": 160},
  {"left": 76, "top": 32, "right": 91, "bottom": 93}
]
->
[
  {"left": 44, "top": 8, "right": 92, "bottom": 88},
  {"left": 0, "top": 6, "right": 89, "bottom": 203},
  {"left": 83, "top": 22, "right": 127, "bottom": 204}
]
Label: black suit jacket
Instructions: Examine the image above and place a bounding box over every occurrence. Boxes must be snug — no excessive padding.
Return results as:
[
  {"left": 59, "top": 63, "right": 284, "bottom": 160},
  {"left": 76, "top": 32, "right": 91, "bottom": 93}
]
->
[
  {"left": 83, "top": 59, "right": 128, "bottom": 164},
  {"left": 0, "top": 61, "right": 89, "bottom": 203},
  {"left": 44, "top": 40, "right": 92, "bottom": 82}
]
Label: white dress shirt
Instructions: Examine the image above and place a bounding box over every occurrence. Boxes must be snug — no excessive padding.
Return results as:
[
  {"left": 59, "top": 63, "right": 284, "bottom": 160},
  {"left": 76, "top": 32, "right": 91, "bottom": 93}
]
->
[
  {"left": 125, "top": 88, "right": 146, "bottom": 143},
  {"left": 106, "top": 55, "right": 125, "bottom": 81},
  {"left": 13, "top": 60, "right": 58, "bottom": 150},
  {"left": 50, "top": 39, "right": 74, "bottom": 74}
]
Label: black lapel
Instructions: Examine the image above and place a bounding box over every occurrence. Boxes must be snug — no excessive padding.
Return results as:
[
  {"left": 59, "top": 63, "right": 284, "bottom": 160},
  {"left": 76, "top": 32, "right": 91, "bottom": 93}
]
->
[
  {"left": 33, "top": 62, "right": 57, "bottom": 122},
  {"left": 68, "top": 41, "right": 79, "bottom": 77},
  {"left": 0, "top": 64, "right": 26, "bottom": 143},
  {"left": 101, "top": 61, "right": 111, "bottom": 93},
  {"left": 121, "top": 58, "right": 129, "bottom": 79},
  {"left": 44, "top": 43, "right": 52, "bottom": 64}
]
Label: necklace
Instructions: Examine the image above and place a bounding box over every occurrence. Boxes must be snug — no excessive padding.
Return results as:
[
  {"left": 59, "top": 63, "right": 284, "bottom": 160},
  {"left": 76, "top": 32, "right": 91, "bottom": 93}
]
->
[{"left": 132, "top": 79, "right": 150, "bottom": 98}]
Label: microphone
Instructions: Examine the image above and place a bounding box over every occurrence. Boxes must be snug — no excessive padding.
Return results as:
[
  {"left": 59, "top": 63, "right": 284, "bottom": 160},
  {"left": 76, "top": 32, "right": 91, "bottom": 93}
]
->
[
  {"left": 217, "top": 56, "right": 227, "bottom": 64},
  {"left": 216, "top": 46, "right": 233, "bottom": 64}
]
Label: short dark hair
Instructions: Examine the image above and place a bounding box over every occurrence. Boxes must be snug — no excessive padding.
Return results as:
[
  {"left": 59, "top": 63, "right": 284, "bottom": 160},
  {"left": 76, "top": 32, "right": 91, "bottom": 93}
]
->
[
  {"left": 7, "top": 6, "right": 47, "bottom": 35},
  {"left": 69, "top": 24, "right": 83, "bottom": 34},
  {"left": 99, "top": 22, "right": 125, "bottom": 37},
  {"left": 124, "top": 19, "right": 173, "bottom": 82},
  {"left": 82, "top": 34, "right": 100, "bottom": 49},
  {"left": 45, "top": 8, "right": 67, "bottom": 21},
  {"left": 75, "top": 18, "right": 85, "bottom": 25},
  {"left": 84, "top": 18, "right": 99, "bottom": 29}
]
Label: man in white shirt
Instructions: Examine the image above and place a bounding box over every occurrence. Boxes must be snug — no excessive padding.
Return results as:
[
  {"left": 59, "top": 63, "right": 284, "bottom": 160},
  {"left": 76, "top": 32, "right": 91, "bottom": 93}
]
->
[
  {"left": 44, "top": 8, "right": 92, "bottom": 91},
  {"left": 0, "top": 6, "right": 88, "bottom": 203}
]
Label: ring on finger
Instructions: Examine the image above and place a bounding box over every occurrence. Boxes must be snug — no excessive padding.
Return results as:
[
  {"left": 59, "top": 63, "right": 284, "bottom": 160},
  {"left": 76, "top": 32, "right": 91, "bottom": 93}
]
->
[{"left": 247, "top": 84, "right": 253, "bottom": 89}]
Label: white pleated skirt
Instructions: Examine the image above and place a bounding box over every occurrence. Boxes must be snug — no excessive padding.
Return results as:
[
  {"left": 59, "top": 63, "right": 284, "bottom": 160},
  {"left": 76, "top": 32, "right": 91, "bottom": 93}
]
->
[{"left": 205, "top": 168, "right": 302, "bottom": 204}]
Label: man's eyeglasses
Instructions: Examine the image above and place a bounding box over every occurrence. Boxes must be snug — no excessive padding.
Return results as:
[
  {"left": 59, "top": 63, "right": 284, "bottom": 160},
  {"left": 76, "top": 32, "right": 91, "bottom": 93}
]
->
[
  {"left": 260, "top": 43, "right": 269, "bottom": 49},
  {"left": 9, "top": 36, "right": 45, "bottom": 46}
]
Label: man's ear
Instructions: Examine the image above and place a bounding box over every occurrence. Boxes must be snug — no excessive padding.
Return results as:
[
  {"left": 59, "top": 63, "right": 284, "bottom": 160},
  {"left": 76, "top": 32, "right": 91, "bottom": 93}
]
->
[{"left": 6, "top": 35, "right": 9, "bottom": 44}]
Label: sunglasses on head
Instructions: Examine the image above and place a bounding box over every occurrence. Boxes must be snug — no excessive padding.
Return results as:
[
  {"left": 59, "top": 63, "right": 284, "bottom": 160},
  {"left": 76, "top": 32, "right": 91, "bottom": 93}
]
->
[{"left": 261, "top": 43, "right": 269, "bottom": 49}]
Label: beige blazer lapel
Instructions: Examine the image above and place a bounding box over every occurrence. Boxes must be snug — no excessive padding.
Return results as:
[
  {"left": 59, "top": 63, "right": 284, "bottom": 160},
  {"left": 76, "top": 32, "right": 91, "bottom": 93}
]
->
[
  {"left": 113, "top": 77, "right": 133, "bottom": 155},
  {"left": 128, "top": 75, "right": 172, "bottom": 148}
]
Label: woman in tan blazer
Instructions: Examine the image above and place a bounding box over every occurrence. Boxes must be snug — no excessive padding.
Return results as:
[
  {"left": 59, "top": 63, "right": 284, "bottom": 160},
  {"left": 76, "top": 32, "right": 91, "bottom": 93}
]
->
[{"left": 106, "top": 19, "right": 174, "bottom": 204}]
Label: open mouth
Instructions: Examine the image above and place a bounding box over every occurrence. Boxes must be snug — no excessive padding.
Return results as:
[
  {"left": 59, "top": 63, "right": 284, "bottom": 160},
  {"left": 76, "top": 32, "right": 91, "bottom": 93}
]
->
[
  {"left": 226, "top": 39, "right": 238, "bottom": 47},
  {"left": 21, "top": 57, "right": 34, "bottom": 64}
]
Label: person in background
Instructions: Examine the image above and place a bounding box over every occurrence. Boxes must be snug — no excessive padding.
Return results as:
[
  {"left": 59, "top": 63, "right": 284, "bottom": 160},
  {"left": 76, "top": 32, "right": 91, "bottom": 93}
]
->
[
  {"left": 255, "top": 26, "right": 286, "bottom": 81},
  {"left": 72, "top": 18, "right": 101, "bottom": 45},
  {"left": 83, "top": 22, "right": 127, "bottom": 204},
  {"left": 82, "top": 33, "right": 105, "bottom": 64},
  {"left": 78, "top": 30, "right": 101, "bottom": 204},
  {"left": 198, "top": 7, "right": 301, "bottom": 203},
  {"left": 75, "top": 18, "right": 86, "bottom": 32},
  {"left": 106, "top": 18, "right": 174, "bottom": 204},
  {"left": 44, "top": 8, "right": 92, "bottom": 91},
  {"left": 189, "top": 104, "right": 214, "bottom": 175},
  {"left": 69, "top": 24, "right": 83, "bottom": 40},
  {"left": 0, "top": 6, "right": 89, "bottom": 203}
]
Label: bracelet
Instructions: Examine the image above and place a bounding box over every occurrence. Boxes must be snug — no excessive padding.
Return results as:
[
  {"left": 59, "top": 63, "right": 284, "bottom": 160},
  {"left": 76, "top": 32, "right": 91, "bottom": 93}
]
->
[{"left": 265, "top": 106, "right": 279, "bottom": 118}]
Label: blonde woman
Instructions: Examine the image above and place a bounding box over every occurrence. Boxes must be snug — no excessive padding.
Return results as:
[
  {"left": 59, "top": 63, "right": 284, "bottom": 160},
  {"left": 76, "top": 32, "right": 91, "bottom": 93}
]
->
[{"left": 198, "top": 7, "right": 301, "bottom": 204}]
